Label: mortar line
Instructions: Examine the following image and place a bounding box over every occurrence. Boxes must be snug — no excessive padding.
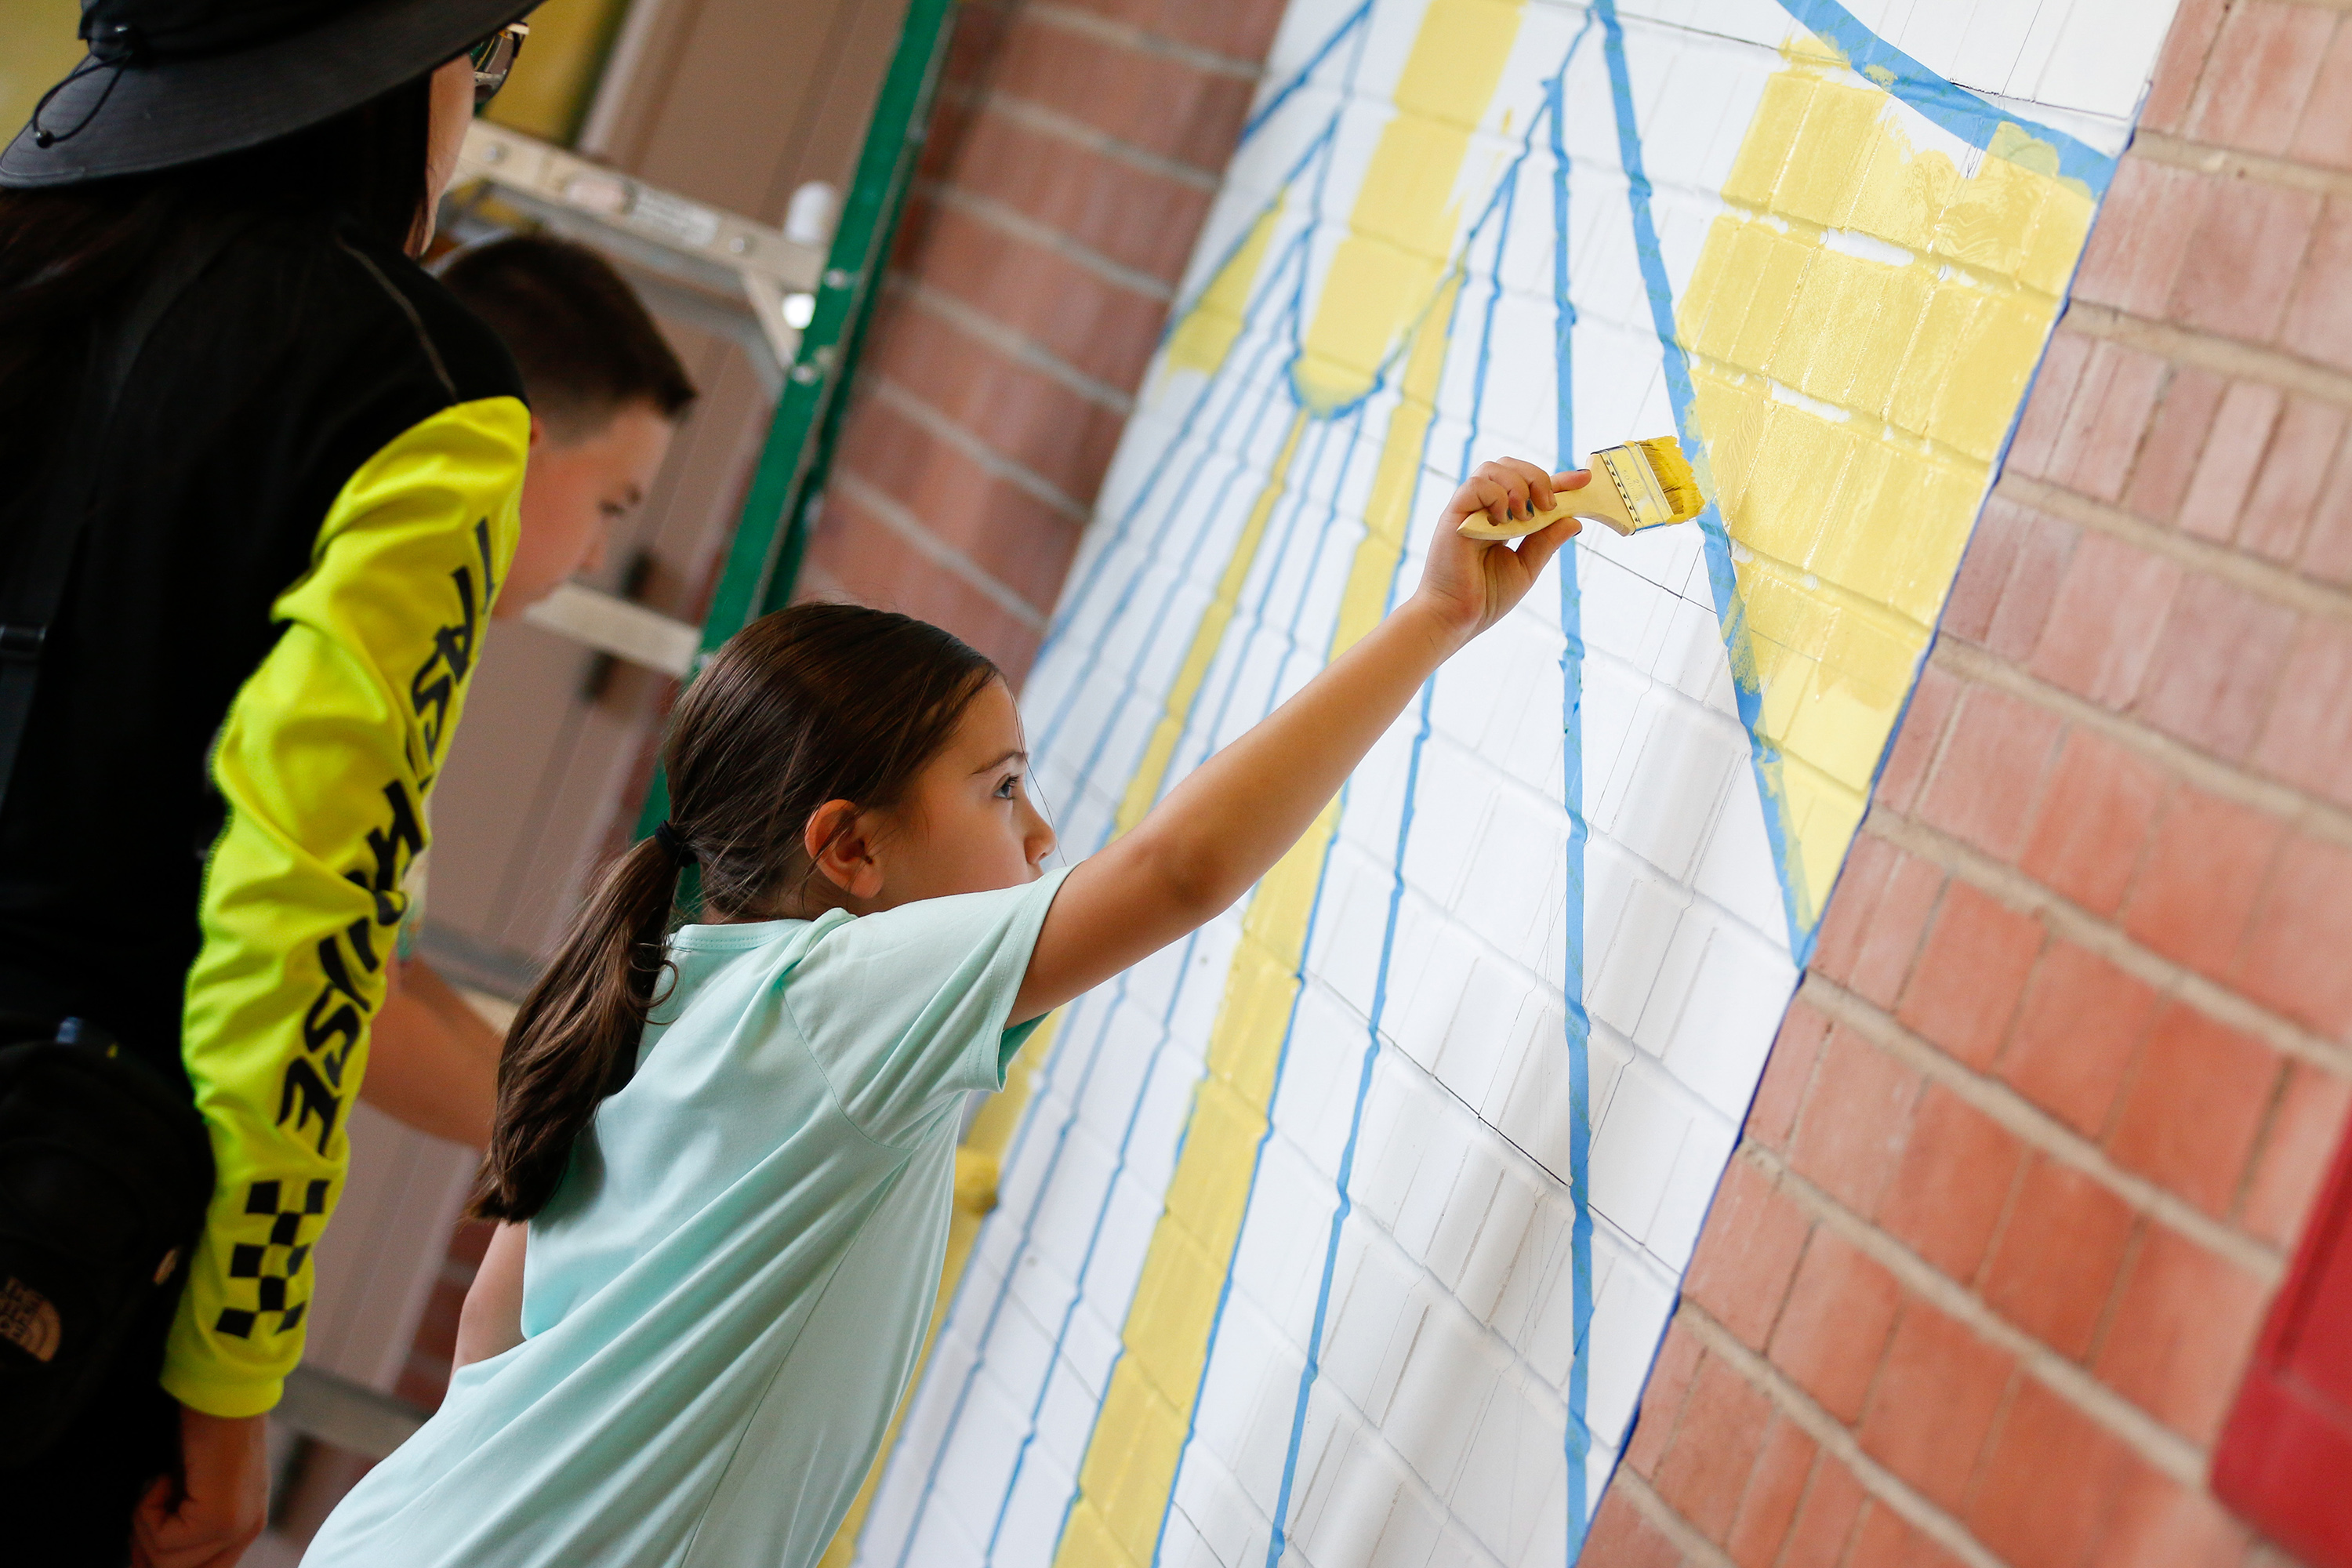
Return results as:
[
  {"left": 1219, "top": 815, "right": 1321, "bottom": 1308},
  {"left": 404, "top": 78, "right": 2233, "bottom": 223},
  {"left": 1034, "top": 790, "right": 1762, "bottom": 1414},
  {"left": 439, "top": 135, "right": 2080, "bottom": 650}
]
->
[
  {"left": 1741, "top": 1142, "right": 2218, "bottom": 1488},
  {"left": 1800, "top": 972, "right": 2287, "bottom": 1278},
  {"left": 2061, "top": 300, "right": 2352, "bottom": 410},
  {"left": 891, "top": 277, "right": 1141, "bottom": 412},
  {"left": 2129, "top": 128, "right": 2352, "bottom": 201},
  {"left": 1674, "top": 1304, "right": 2008, "bottom": 1568},
  {"left": 1996, "top": 471, "right": 2352, "bottom": 629},
  {"left": 1024, "top": 1, "right": 1269, "bottom": 82},
  {"left": 1605, "top": 1468, "right": 1740, "bottom": 1568},
  {"left": 913, "top": 180, "right": 1180, "bottom": 302},
  {"left": 828, "top": 470, "right": 1050, "bottom": 630},
  {"left": 970, "top": 90, "right": 1227, "bottom": 190},
  {"left": 863, "top": 377, "right": 1095, "bottom": 524},
  {"left": 1927, "top": 636, "right": 2352, "bottom": 855},
  {"left": 1864, "top": 800, "right": 2352, "bottom": 1077}
]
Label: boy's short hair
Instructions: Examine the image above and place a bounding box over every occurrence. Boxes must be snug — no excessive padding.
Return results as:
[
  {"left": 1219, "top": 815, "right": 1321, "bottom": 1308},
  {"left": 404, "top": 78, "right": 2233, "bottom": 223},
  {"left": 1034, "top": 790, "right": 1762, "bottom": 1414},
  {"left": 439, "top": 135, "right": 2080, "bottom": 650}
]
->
[{"left": 441, "top": 234, "right": 697, "bottom": 440}]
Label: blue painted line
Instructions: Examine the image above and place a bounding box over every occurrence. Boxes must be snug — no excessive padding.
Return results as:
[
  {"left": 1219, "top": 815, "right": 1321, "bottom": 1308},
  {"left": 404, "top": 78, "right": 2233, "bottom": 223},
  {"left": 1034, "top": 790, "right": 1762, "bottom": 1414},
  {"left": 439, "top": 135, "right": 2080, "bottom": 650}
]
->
[
  {"left": 978, "top": 416, "right": 1348, "bottom": 1564},
  {"left": 1544, "top": 37, "right": 1600, "bottom": 1554},
  {"left": 1241, "top": 0, "right": 1376, "bottom": 144},
  {"left": 1770, "top": 0, "right": 2118, "bottom": 194},
  {"left": 1258, "top": 65, "right": 1558, "bottom": 1563}
]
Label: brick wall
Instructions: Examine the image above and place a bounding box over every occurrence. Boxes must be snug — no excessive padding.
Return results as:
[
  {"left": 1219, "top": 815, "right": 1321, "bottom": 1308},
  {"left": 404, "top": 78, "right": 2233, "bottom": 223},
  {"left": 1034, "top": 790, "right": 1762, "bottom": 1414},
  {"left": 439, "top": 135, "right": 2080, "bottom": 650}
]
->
[
  {"left": 797, "top": 0, "right": 1289, "bottom": 684},
  {"left": 1589, "top": 3, "right": 2352, "bottom": 1565}
]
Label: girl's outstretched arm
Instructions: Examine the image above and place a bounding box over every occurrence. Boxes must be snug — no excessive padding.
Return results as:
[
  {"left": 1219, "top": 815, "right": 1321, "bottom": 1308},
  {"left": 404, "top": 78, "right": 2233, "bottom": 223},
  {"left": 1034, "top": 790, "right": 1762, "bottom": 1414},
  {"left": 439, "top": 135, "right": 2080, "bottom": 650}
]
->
[
  {"left": 1014, "top": 458, "right": 1585, "bottom": 1022},
  {"left": 454, "top": 1221, "right": 528, "bottom": 1370}
]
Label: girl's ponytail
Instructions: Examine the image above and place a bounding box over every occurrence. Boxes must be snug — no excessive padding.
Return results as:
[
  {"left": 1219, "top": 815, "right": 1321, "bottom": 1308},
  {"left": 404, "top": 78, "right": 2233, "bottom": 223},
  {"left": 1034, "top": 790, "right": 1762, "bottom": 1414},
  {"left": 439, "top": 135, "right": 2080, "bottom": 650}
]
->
[
  {"left": 467, "top": 828, "right": 691, "bottom": 1220},
  {"left": 463, "top": 602, "right": 998, "bottom": 1224}
]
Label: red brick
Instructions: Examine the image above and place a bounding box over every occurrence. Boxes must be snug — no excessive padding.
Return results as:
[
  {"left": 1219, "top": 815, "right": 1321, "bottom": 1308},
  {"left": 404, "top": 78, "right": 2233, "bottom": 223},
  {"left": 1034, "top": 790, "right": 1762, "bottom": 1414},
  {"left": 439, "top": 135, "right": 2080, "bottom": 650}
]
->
[
  {"left": 833, "top": 390, "right": 1085, "bottom": 612},
  {"left": 1625, "top": 1322, "right": 1706, "bottom": 1478},
  {"left": 2095, "top": 1224, "right": 2271, "bottom": 1444},
  {"left": 2103, "top": 1461, "right": 2255, "bottom": 1568},
  {"left": 1896, "top": 884, "right": 2045, "bottom": 1071},
  {"left": 1872, "top": 666, "right": 1959, "bottom": 815},
  {"left": 2120, "top": 784, "right": 2287, "bottom": 978},
  {"left": 2251, "top": 618, "right": 2352, "bottom": 811},
  {"left": 1914, "top": 686, "right": 2064, "bottom": 858},
  {"left": 1980, "top": 504, "right": 2077, "bottom": 663},
  {"left": 1686, "top": 1157, "right": 1811, "bottom": 1352},
  {"left": 1790, "top": 1026, "right": 1921, "bottom": 1217},
  {"left": 808, "top": 489, "right": 1045, "bottom": 680},
  {"left": 2006, "top": 329, "right": 2090, "bottom": 481},
  {"left": 952, "top": 105, "right": 1214, "bottom": 285},
  {"left": 995, "top": 14, "right": 1257, "bottom": 173},
  {"left": 1052, "top": 0, "right": 1287, "bottom": 65},
  {"left": 2240, "top": 1061, "right": 2352, "bottom": 1246},
  {"left": 1778, "top": 1457, "right": 1867, "bottom": 1566},
  {"left": 1750, "top": 999, "right": 1830, "bottom": 1153},
  {"left": 1997, "top": 942, "right": 2165, "bottom": 1138},
  {"left": 2123, "top": 365, "right": 2227, "bottom": 524},
  {"left": 1981, "top": 1156, "right": 2136, "bottom": 1359},
  {"left": 2049, "top": 341, "right": 2168, "bottom": 504},
  {"left": 912, "top": 200, "right": 1171, "bottom": 392},
  {"left": 2027, "top": 532, "right": 2183, "bottom": 708},
  {"left": 1967, "top": 1377, "right": 2137, "bottom": 1568},
  {"left": 2106, "top": 1004, "right": 2281, "bottom": 1217},
  {"left": 1847, "top": 848, "right": 1945, "bottom": 1011},
  {"left": 2018, "top": 730, "right": 2167, "bottom": 918},
  {"left": 2177, "top": 379, "right": 2283, "bottom": 543},
  {"left": 2297, "top": 439, "right": 2352, "bottom": 586},
  {"left": 2278, "top": 195, "right": 2352, "bottom": 372},
  {"left": 1723, "top": 1416, "right": 1817, "bottom": 1568},
  {"left": 865, "top": 293, "right": 1130, "bottom": 504},
  {"left": 2290, "top": 18, "right": 2352, "bottom": 172},
  {"left": 2135, "top": 575, "right": 2299, "bottom": 760},
  {"left": 1653, "top": 1355, "right": 1774, "bottom": 1544},
  {"left": 2234, "top": 832, "right": 2352, "bottom": 1038},
  {"left": 1767, "top": 1230, "right": 1902, "bottom": 1425},
  {"left": 2169, "top": 180, "right": 2321, "bottom": 345},
  {"left": 2238, "top": 397, "right": 2347, "bottom": 563},
  {"left": 1815, "top": 834, "right": 1898, "bottom": 987},
  {"left": 1875, "top": 1082, "right": 2027, "bottom": 1284},
  {"left": 1943, "top": 497, "right": 2031, "bottom": 645},
  {"left": 1842, "top": 1502, "right": 1915, "bottom": 1568},
  {"left": 2074, "top": 161, "right": 2205, "bottom": 321},
  {"left": 2143, "top": 0, "right": 2230, "bottom": 134},
  {"left": 2185, "top": 1, "right": 2337, "bottom": 154},
  {"left": 1580, "top": 1487, "right": 1685, "bottom": 1568},
  {"left": 1857, "top": 1297, "right": 2016, "bottom": 1513}
]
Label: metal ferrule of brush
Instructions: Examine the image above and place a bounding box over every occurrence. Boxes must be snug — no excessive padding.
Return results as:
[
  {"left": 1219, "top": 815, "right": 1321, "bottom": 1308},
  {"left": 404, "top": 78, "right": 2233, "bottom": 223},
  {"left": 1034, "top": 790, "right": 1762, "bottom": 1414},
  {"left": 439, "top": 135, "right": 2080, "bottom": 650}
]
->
[{"left": 1595, "top": 446, "right": 1675, "bottom": 530}]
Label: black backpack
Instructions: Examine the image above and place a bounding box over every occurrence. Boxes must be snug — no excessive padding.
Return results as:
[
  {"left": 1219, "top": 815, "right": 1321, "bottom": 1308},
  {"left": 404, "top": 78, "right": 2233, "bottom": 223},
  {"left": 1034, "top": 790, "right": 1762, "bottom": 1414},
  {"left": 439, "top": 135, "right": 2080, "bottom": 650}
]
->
[{"left": 0, "top": 221, "right": 246, "bottom": 1465}]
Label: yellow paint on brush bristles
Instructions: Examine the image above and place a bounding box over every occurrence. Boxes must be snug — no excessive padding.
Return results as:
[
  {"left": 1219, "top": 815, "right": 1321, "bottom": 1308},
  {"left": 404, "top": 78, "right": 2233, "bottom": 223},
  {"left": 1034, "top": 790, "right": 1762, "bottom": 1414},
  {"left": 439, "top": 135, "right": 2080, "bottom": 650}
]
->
[{"left": 1457, "top": 434, "right": 1704, "bottom": 539}]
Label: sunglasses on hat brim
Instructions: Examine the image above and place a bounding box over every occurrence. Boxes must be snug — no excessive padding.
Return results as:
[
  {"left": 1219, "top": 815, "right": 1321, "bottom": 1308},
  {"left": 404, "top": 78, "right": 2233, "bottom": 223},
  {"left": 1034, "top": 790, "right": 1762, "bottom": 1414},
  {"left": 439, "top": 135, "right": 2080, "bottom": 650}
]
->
[{"left": 469, "top": 21, "right": 528, "bottom": 107}]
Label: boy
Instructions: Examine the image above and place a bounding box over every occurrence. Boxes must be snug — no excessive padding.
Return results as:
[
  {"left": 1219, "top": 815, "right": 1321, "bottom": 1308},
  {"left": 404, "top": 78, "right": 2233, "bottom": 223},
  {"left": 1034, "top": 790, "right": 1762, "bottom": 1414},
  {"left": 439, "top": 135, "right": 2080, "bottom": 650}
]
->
[{"left": 364, "top": 234, "right": 698, "bottom": 1147}]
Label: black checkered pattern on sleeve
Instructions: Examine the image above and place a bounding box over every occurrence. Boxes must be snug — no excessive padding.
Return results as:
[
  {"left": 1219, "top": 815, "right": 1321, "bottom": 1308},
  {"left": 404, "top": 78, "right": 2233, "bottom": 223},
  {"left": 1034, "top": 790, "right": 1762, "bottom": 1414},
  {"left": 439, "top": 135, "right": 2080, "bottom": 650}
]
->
[{"left": 214, "top": 1178, "right": 326, "bottom": 1338}]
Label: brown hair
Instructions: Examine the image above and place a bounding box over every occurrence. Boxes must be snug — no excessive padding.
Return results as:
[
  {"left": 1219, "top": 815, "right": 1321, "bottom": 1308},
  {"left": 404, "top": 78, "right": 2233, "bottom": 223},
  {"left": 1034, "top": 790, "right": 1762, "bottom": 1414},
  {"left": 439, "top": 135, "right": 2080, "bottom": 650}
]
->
[
  {"left": 437, "top": 234, "right": 696, "bottom": 440},
  {"left": 470, "top": 603, "right": 1000, "bottom": 1221}
]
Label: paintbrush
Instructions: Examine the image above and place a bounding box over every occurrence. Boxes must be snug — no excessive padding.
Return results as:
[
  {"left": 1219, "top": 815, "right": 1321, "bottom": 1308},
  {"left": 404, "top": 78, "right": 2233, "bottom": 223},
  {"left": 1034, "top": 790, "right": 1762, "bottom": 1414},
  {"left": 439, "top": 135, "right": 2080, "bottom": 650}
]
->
[{"left": 1457, "top": 436, "right": 1704, "bottom": 540}]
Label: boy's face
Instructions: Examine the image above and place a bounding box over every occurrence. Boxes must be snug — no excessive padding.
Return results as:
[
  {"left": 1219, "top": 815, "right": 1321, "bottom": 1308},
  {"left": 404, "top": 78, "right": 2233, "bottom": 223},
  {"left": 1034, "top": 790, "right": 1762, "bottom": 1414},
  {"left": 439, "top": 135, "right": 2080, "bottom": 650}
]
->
[{"left": 497, "top": 400, "right": 677, "bottom": 616}]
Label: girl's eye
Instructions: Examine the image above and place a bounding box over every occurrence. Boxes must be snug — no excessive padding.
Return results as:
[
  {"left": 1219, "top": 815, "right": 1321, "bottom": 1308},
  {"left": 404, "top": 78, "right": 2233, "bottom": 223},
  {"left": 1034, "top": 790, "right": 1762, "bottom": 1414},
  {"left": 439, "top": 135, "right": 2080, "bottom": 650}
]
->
[{"left": 994, "top": 775, "right": 1020, "bottom": 800}]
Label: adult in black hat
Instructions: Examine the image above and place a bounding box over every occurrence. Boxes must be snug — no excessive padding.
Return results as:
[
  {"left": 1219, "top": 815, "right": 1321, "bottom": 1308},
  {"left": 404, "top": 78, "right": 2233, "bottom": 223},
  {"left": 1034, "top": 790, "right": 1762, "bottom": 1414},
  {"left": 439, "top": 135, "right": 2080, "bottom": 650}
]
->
[{"left": 0, "top": 2, "right": 535, "bottom": 1562}]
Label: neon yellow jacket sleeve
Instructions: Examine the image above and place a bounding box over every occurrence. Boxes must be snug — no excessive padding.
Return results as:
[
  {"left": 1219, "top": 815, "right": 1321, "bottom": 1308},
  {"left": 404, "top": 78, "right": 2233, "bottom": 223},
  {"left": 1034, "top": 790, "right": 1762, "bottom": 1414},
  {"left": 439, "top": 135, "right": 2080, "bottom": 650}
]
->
[{"left": 162, "top": 397, "right": 528, "bottom": 1417}]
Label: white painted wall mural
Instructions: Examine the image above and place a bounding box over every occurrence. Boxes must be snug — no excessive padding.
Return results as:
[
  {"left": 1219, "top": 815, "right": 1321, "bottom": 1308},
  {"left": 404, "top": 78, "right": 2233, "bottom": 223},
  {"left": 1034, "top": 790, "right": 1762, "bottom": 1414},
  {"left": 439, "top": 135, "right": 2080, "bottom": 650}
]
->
[{"left": 845, "top": 1, "right": 2182, "bottom": 1563}]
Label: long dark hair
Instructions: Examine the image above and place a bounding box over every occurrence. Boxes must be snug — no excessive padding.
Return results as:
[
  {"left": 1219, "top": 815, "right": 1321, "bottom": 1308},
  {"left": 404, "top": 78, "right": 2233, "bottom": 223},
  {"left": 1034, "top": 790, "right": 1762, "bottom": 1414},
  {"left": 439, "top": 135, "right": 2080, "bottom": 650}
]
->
[
  {"left": 0, "top": 74, "right": 434, "bottom": 483},
  {"left": 470, "top": 604, "right": 1001, "bottom": 1221}
]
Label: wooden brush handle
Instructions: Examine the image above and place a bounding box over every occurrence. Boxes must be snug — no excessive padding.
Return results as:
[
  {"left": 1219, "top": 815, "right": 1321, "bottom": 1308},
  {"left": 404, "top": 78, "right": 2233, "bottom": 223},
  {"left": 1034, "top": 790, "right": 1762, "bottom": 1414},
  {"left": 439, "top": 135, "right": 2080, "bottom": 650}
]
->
[{"left": 1457, "top": 484, "right": 1635, "bottom": 540}]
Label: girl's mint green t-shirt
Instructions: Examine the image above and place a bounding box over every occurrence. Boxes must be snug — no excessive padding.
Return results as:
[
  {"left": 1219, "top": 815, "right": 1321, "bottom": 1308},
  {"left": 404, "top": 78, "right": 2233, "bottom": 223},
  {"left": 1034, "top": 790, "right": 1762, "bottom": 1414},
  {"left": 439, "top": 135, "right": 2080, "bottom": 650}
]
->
[{"left": 305, "top": 869, "right": 1069, "bottom": 1568}]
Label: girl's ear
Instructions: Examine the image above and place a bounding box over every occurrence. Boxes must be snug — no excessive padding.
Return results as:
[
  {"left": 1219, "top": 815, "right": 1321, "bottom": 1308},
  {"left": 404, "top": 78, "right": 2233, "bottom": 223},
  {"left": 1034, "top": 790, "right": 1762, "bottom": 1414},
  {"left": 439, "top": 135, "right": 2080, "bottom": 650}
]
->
[{"left": 804, "top": 799, "right": 885, "bottom": 901}]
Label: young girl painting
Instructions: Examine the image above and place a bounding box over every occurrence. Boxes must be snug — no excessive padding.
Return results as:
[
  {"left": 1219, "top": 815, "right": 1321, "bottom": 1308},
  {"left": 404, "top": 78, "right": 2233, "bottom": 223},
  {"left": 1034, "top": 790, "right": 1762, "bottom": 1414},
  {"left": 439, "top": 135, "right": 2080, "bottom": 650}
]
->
[{"left": 303, "top": 458, "right": 1588, "bottom": 1566}]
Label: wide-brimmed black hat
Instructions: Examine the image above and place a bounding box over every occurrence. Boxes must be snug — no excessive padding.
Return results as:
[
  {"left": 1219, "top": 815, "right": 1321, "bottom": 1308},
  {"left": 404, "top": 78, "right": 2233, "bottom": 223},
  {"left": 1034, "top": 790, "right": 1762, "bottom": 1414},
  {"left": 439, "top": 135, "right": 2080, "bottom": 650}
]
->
[{"left": 1, "top": 0, "right": 537, "bottom": 189}]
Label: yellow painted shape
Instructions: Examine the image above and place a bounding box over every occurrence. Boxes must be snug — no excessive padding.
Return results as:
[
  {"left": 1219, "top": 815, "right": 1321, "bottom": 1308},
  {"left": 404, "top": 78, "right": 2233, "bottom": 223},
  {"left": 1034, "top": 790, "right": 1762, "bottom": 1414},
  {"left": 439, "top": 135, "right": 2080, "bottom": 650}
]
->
[
  {"left": 1055, "top": 272, "right": 1464, "bottom": 1568},
  {"left": 1165, "top": 201, "right": 1284, "bottom": 382},
  {"left": 1685, "top": 38, "right": 2094, "bottom": 930},
  {"left": 1292, "top": 0, "right": 1523, "bottom": 412},
  {"left": 1114, "top": 409, "right": 1312, "bottom": 833}
]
